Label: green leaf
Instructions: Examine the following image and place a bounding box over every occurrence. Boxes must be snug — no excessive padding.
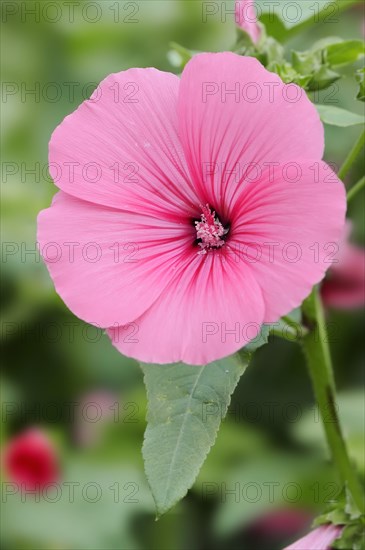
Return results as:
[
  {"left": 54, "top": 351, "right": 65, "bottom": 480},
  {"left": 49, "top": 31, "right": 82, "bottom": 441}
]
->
[
  {"left": 291, "top": 40, "right": 363, "bottom": 93},
  {"left": 292, "top": 49, "right": 322, "bottom": 75},
  {"left": 307, "top": 65, "right": 341, "bottom": 91},
  {"left": 333, "top": 522, "right": 365, "bottom": 550},
  {"left": 290, "top": 38, "right": 362, "bottom": 93},
  {"left": 290, "top": 47, "right": 342, "bottom": 91},
  {"left": 311, "top": 37, "right": 344, "bottom": 51},
  {"left": 234, "top": 26, "right": 284, "bottom": 68},
  {"left": 316, "top": 105, "right": 365, "bottom": 127},
  {"left": 260, "top": 1, "right": 357, "bottom": 42},
  {"left": 243, "top": 324, "right": 270, "bottom": 353},
  {"left": 269, "top": 61, "right": 312, "bottom": 88},
  {"left": 314, "top": 488, "right": 365, "bottom": 550},
  {"left": 356, "top": 68, "right": 365, "bottom": 102},
  {"left": 141, "top": 354, "right": 249, "bottom": 517},
  {"left": 326, "top": 41, "right": 365, "bottom": 67},
  {"left": 263, "top": 36, "right": 285, "bottom": 64}
]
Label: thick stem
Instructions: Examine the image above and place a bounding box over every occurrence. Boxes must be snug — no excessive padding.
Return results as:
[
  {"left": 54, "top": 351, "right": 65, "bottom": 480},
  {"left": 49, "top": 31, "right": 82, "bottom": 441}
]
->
[
  {"left": 338, "top": 130, "right": 365, "bottom": 182},
  {"left": 302, "top": 288, "right": 365, "bottom": 514}
]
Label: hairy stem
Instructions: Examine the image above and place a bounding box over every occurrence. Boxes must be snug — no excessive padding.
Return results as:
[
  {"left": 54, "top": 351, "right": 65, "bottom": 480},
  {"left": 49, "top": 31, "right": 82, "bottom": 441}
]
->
[{"left": 302, "top": 288, "right": 365, "bottom": 514}]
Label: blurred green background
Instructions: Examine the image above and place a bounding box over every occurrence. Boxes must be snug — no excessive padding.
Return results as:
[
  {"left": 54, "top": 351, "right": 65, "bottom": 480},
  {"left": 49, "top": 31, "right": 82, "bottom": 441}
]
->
[{"left": 1, "top": 1, "right": 364, "bottom": 548}]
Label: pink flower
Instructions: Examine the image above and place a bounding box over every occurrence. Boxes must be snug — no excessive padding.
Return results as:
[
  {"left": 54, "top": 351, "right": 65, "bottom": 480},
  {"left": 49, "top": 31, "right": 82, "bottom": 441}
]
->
[
  {"left": 2, "top": 428, "right": 60, "bottom": 491},
  {"left": 321, "top": 222, "right": 365, "bottom": 309},
  {"left": 235, "top": 0, "right": 261, "bottom": 44},
  {"left": 284, "top": 523, "right": 343, "bottom": 550},
  {"left": 38, "top": 53, "right": 345, "bottom": 365}
]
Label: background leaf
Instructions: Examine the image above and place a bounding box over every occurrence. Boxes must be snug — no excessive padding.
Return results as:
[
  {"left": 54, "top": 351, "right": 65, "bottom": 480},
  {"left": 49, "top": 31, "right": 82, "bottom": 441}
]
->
[
  {"left": 260, "top": 0, "right": 357, "bottom": 42},
  {"left": 316, "top": 105, "right": 365, "bottom": 126},
  {"left": 326, "top": 40, "right": 365, "bottom": 67},
  {"left": 141, "top": 355, "right": 249, "bottom": 516},
  {"left": 214, "top": 453, "right": 337, "bottom": 535}
]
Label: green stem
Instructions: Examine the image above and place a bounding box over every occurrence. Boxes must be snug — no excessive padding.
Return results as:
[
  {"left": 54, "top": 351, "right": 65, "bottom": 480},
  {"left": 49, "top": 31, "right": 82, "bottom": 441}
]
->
[
  {"left": 270, "top": 317, "right": 309, "bottom": 342},
  {"left": 302, "top": 288, "right": 365, "bottom": 514},
  {"left": 338, "top": 130, "right": 365, "bottom": 182},
  {"left": 347, "top": 176, "right": 365, "bottom": 204},
  {"left": 282, "top": 315, "right": 303, "bottom": 330},
  {"left": 270, "top": 327, "right": 299, "bottom": 342}
]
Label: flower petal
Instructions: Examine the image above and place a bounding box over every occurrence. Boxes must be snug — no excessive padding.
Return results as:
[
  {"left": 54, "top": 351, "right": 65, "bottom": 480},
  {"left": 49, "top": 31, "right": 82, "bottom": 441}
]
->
[
  {"left": 108, "top": 252, "right": 265, "bottom": 365},
  {"left": 37, "top": 192, "right": 193, "bottom": 327},
  {"left": 284, "top": 524, "right": 343, "bottom": 550},
  {"left": 229, "top": 161, "right": 346, "bottom": 322},
  {"left": 178, "top": 52, "right": 324, "bottom": 218},
  {"left": 49, "top": 68, "right": 198, "bottom": 219}
]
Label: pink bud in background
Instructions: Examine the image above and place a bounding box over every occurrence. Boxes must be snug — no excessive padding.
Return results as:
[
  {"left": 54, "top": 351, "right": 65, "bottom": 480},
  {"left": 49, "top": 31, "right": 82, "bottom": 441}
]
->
[
  {"left": 248, "top": 507, "right": 313, "bottom": 539},
  {"left": 235, "top": 0, "right": 261, "bottom": 44},
  {"left": 321, "top": 222, "right": 365, "bottom": 310},
  {"left": 284, "top": 523, "right": 343, "bottom": 550},
  {"left": 2, "top": 428, "right": 60, "bottom": 491}
]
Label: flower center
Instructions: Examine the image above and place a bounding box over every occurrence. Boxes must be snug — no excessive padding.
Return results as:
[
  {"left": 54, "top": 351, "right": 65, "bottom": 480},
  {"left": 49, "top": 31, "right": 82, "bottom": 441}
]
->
[{"left": 194, "top": 204, "right": 229, "bottom": 255}]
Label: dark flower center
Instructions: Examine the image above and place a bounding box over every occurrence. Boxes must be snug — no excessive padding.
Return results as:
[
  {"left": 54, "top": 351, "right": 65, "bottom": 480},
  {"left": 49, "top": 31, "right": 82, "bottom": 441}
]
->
[{"left": 194, "top": 204, "right": 229, "bottom": 255}]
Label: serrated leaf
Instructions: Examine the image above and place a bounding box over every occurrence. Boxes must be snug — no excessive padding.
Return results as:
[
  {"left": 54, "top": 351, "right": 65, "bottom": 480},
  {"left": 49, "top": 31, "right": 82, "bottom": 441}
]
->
[
  {"left": 141, "top": 354, "right": 248, "bottom": 517},
  {"left": 316, "top": 105, "right": 365, "bottom": 127}
]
